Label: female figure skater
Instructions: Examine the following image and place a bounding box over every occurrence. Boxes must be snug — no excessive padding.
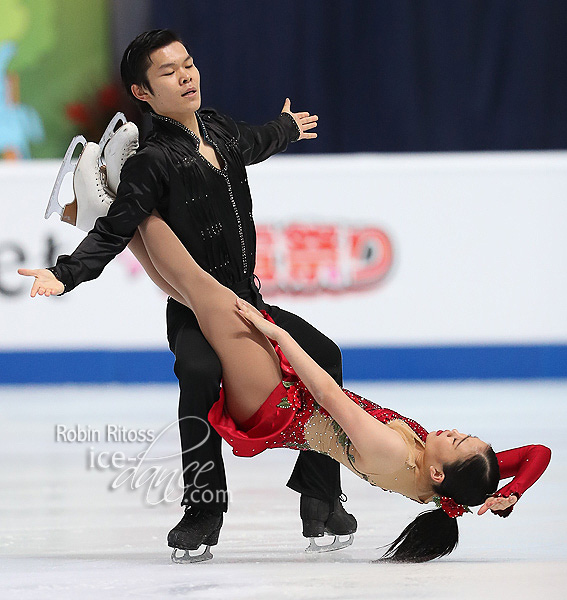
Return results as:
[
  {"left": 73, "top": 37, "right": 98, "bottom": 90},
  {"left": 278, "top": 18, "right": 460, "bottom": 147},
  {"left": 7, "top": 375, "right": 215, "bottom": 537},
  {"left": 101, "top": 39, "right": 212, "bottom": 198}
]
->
[{"left": 21, "top": 212, "right": 551, "bottom": 562}]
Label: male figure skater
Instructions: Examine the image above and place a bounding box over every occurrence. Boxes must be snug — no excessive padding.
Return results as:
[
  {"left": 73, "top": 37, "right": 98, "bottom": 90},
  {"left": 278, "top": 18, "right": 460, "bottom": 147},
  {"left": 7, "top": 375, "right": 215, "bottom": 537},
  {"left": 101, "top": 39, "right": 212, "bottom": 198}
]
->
[{"left": 20, "top": 29, "right": 356, "bottom": 559}]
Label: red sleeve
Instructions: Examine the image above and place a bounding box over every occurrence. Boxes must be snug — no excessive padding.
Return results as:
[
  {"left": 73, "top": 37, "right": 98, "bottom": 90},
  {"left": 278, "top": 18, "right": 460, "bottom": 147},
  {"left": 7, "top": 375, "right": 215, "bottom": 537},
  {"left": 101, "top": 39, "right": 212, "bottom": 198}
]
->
[{"left": 491, "top": 445, "right": 551, "bottom": 517}]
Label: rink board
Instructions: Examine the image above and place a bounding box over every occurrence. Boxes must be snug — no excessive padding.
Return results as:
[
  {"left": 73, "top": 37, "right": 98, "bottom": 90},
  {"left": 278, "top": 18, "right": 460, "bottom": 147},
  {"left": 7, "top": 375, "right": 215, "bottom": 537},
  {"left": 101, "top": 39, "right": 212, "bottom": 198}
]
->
[{"left": 0, "top": 153, "right": 566, "bottom": 382}]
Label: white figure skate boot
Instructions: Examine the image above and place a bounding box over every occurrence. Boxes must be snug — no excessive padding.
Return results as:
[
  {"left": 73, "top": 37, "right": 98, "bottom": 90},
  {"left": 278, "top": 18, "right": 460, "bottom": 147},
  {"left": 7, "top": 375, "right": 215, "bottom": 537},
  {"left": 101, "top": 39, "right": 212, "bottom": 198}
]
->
[
  {"left": 70, "top": 141, "right": 114, "bottom": 232},
  {"left": 102, "top": 121, "right": 139, "bottom": 195},
  {"left": 45, "top": 139, "right": 111, "bottom": 232},
  {"left": 45, "top": 112, "right": 138, "bottom": 231}
]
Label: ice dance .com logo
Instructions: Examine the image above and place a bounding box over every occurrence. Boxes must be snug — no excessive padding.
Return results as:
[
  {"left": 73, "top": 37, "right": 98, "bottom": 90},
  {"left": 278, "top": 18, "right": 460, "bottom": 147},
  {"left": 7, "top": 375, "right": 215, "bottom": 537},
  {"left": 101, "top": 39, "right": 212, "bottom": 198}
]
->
[{"left": 54, "top": 418, "right": 230, "bottom": 506}]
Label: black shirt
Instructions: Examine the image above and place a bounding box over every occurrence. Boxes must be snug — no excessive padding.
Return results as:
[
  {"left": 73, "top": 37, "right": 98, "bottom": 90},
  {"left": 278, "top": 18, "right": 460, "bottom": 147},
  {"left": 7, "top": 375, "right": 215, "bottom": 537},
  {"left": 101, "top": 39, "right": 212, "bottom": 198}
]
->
[{"left": 51, "top": 109, "right": 299, "bottom": 292}]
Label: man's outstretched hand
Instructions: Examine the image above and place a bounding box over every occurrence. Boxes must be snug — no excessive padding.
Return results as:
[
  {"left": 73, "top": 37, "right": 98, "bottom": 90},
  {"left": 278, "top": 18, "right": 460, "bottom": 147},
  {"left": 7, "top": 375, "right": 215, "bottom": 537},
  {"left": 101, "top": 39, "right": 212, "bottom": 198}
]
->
[
  {"left": 18, "top": 268, "right": 64, "bottom": 297},
  {"left": 281, "top": 98, "right": 318, "bottom": 140}
]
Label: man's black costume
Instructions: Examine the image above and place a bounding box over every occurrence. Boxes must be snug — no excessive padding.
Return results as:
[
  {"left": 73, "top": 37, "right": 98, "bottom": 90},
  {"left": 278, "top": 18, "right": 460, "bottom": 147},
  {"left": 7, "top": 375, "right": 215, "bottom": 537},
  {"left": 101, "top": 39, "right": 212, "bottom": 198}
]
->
[{"left": 50, "top": 109, "right": 344, "bottom": 518}]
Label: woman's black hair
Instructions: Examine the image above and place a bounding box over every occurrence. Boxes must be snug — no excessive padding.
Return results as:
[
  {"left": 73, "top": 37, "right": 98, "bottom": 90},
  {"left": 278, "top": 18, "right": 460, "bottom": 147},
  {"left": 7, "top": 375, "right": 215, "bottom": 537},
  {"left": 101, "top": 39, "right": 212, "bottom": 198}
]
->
[
  {"left": 381, "top": 446, "right": 500, "bottom": 562},
  {"left": 120, "top": 29, "right": 188, "bottom": 113}
]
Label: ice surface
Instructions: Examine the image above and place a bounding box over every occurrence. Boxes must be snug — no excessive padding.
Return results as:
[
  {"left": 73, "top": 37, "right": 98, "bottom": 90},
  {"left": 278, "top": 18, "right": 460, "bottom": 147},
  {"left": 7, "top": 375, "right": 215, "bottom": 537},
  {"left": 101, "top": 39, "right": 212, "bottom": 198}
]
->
[{"left": 0, "top": 381, "right": 565, "bottom": 599}]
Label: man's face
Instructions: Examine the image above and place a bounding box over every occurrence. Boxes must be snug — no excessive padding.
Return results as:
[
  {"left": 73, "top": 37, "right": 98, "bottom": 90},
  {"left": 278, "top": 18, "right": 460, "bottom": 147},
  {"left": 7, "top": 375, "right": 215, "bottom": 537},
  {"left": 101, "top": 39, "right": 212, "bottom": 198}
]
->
[{"left": 132, "top": 41, "right": 201, "bottom": 119}]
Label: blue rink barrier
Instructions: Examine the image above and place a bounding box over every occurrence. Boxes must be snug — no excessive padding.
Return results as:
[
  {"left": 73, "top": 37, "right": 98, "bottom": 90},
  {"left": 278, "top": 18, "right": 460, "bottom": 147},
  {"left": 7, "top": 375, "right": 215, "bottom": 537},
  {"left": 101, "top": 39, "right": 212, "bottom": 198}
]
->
[{"left": 1, "top": 345, "right": 566, "bottom": 384}]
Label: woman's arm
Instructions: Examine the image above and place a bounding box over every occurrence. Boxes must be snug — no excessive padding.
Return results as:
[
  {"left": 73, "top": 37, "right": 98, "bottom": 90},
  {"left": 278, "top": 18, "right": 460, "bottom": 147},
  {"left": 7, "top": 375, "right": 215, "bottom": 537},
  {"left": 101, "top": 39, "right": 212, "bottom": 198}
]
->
[
  {"left": 236, "top": 299, "right": 407, "bottom": 473},
  {"left": 477, "top": 444, "right": 551, "bottom": 516}
]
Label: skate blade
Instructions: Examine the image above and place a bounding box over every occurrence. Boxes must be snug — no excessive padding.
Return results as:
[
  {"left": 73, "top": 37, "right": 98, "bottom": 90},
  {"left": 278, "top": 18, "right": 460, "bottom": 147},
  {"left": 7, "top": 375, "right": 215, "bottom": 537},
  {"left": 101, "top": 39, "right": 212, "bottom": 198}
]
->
[
  {"left": 305, "top": 534, "right": 354, "bottom": 553},
  {"left": 45, "top": 135, "right": 88, "bottom": 221},
  {"left": 98, "top": 112, "right": 127, "bottom": 153},
  {"left": 171, "top": 545, "right": 213, "bottom": 564}
]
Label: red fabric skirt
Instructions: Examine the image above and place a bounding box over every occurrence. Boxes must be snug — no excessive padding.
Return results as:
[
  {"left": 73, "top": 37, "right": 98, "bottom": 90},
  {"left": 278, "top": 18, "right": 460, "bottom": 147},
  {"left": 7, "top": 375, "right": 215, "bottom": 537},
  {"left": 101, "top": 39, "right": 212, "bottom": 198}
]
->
[{"left": 207, "top": 317, "right": 317, "bottom": 457}]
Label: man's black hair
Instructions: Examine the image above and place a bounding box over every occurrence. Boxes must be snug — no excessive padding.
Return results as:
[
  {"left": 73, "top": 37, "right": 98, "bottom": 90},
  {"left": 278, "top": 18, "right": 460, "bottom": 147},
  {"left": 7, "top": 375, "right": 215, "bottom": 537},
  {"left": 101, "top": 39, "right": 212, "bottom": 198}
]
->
[{"left": 120, "top": 29, "right": 188, "bottom": 113}]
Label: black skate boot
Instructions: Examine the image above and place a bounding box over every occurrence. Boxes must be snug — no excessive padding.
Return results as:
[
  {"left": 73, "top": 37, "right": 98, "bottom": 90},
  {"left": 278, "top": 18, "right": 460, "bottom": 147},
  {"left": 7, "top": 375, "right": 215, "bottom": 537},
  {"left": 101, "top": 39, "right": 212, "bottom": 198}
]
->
[
  {"left": 168, "top": 507, "right": 223, "bottom": 563},
  {"left": 301, "top": 494, "right": 357, "bottom": 553}
]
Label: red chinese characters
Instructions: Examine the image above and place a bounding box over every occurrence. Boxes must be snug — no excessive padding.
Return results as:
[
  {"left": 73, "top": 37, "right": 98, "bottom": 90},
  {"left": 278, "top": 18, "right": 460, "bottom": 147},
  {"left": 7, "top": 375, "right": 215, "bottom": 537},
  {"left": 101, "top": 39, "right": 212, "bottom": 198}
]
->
[{"left": 256, "top": 223, "right": 392, "bottom": 295}]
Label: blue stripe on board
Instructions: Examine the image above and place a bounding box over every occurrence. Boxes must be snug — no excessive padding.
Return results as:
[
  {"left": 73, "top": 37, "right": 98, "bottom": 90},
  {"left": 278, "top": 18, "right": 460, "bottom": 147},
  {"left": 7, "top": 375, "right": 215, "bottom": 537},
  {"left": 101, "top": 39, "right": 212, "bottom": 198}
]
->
[
  {"left": 0, "top": 345, "right": 566, "bottom": 384},
  {"left": 342, "top": 345, "right": 567, "bottom": 381},
  {"left": 0, "top": 350, "right": 176, "bottom": 385}
]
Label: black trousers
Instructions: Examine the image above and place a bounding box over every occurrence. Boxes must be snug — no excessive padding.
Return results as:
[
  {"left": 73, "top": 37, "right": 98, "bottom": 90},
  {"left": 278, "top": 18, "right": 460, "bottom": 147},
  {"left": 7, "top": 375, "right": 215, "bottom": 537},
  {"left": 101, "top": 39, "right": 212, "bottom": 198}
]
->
[{"left": 166, "top": 277, "right": 343, "bottom": 512}]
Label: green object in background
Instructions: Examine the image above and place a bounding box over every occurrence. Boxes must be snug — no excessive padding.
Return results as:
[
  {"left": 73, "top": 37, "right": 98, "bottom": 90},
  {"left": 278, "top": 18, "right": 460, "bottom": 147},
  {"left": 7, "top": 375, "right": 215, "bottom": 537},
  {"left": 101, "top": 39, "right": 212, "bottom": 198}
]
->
[{"left": 1, "top": 0, "right": 111, "bottom": 158}]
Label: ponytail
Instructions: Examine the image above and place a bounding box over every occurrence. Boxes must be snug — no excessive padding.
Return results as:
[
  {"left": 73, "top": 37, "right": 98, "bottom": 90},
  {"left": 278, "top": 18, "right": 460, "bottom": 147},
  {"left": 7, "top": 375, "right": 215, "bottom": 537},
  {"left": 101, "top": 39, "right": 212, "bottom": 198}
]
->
[
  {"left": 381, "top": 508, "right": 458, "bottom": 562},
  {"left": 382, "top": 447, "right": 500, "bottom": 562}
]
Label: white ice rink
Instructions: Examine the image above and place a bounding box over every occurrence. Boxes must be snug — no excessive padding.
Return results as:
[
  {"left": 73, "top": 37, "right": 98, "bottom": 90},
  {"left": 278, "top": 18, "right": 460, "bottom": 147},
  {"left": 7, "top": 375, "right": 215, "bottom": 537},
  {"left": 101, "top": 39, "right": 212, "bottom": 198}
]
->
[{"left": 1, "top": 380, "right": 565, "bottom": 599}]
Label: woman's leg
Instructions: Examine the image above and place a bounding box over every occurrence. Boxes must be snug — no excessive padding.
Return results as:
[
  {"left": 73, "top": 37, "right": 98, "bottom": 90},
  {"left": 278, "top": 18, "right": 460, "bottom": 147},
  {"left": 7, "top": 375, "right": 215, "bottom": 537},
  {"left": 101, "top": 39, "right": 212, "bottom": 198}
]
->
[
  {"left": 128, "top": 230, "right": 188, "bottom": 306},
  {"left": 138, "top": 212, "right": 282, "bottom": 425}
]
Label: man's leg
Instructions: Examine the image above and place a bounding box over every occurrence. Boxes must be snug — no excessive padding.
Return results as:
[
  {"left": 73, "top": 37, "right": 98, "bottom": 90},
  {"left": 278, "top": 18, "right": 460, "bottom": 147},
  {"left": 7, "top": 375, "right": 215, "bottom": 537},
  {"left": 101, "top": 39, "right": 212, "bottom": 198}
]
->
[
  {"left": 166, "top": 299, "right": 226, "bottom": 553},
  {"left": 265, "top": 304, "right": 356, "bottom": 538}
]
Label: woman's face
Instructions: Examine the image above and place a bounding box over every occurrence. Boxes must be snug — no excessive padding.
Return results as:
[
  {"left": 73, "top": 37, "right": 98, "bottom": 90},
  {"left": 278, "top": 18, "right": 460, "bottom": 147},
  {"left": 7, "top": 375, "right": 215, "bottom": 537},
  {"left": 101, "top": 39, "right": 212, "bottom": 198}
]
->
[{"left": 424, "top": 429, "right": 489, "bottom": 471}]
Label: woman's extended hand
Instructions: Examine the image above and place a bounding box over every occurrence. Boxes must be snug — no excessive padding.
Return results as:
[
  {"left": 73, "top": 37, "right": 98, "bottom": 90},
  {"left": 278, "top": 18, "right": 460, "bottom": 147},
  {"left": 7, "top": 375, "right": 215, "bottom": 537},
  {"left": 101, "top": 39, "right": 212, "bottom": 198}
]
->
[
  {"left": 18, "top": 268, "right": 64, "bottom": 297},
  {"left": 236, "top": 298, "right": 281, "bottom": 339},
  {"left": 477, "top": 494, "right": 518, "bottom": 516},
  {"left": 281, "top": 98, "right": 318, "bottom": 140}
]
